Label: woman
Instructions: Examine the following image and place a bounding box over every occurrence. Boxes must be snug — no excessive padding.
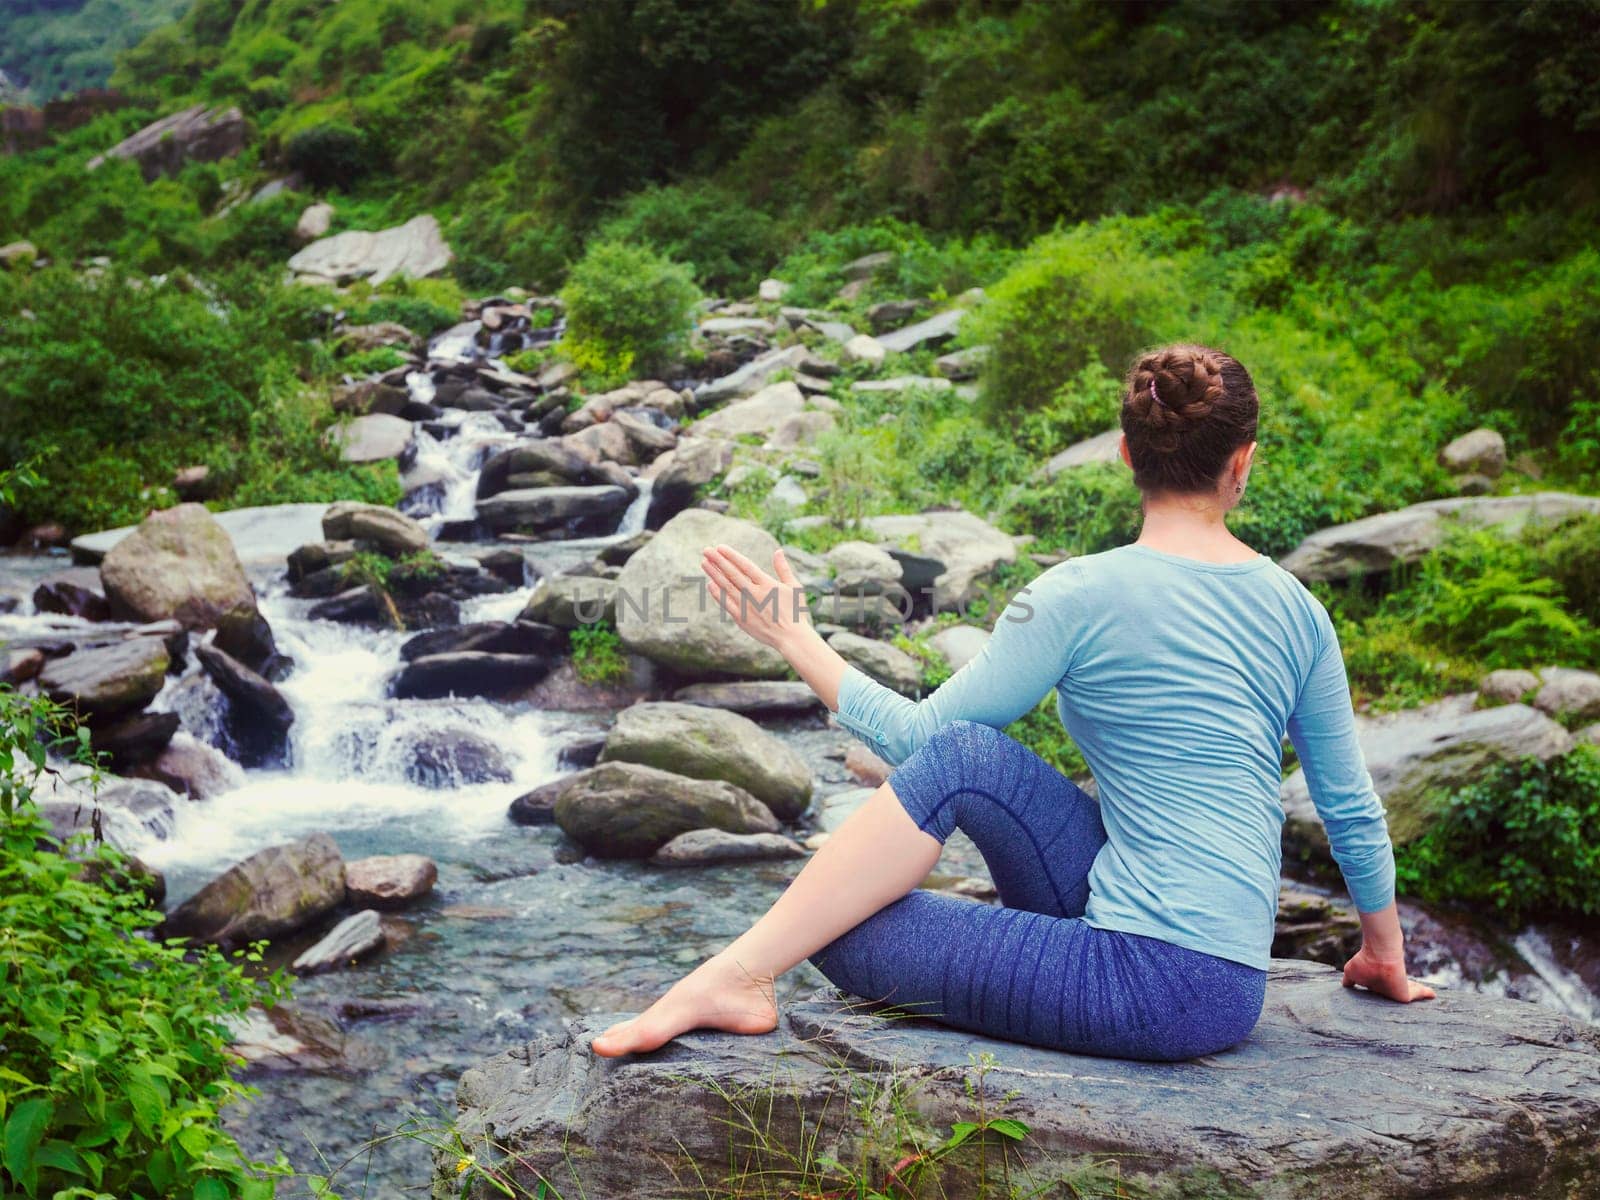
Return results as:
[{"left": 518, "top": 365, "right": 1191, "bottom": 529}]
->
[{"left": 593, "top": 344, "right": 1434, "bottom": 1063}]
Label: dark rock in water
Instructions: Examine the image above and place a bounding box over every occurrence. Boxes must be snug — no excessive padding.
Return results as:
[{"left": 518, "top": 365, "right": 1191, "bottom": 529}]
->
[
  {"left": 129, "top": 730, "right": 243, "bottom": 799},
  {"left": 557, "top": 732, "right": 607, "bottom": 771},
  {"left": 345, "top": 854, "right": 437, "bottom": 909},
  {"left": 195, "top": 642, "right": 295, "bottom": 767},
  {"left": 476, "top": 443, "right": 591, "bottom": 499},
  {"left": 652, "top": 828, "right": 806, "bottom": 866},
  {"left": 400, "top": 620, "right": 566, "bottom": 662},
  {"left": 1273, "top": 885, "right": 1363, "bottom": 965},
  {"left": 476, "top": 485, "right": 633, "bottom": 537},
  {"left": 90, "top": 709, "right": 180, "bottom": 770},
  {"left": 99, "top": 779, "right": 180, "bottom": 840},
  {"left": 401, "top": 399, "right": 443, "bottom": 422},
  {"left": 292, "top": 909, "right": 385, "bottom": 974},
  {"left": 403, "top": 728, "right": 513, "bottom": 789},
  {"left": 474, "top": 547, "right": 531, "bottom": 585},
  {"left": 433, "top": 519, "right": 481, "bottom": 542},
  {"left": 597, "top": 530, "right": 653, "bottom": 566},
  {"left": 391, "top": 652, "right": 555, "bottom": 700},
  {"left": 163, "top": 833, "right": 345, "bottom": 949},
  {"left": 38, "top": 637, "right": 170, "bottom": 717},
  {"left": 309, "top": 585, "right": 382, "bottom": 623},
  {"left": 214, "top": 600, "right": 291, "bottom": 680},
  {"left": 33, "top": 578, "right": 111, "bottom": 621},
  {"left": 445, "top": 962, "right": 1600, "bottom": 1200},
  {"left": 508, "top": 779, "right": 561, "bottom": 825},
  {"left": 395, "top": 591, "right": 462, "bottom": 630},
  {"left": 287, "top": 539, "right": 358, "bottom": 584},
  {"left": 3, "top": 646, "right": 45, "bottom": 685}
]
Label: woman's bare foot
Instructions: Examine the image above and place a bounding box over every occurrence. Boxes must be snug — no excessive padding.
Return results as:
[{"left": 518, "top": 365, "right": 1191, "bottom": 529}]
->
[{"left": 590, "top": 953, "right": 779, "bottom": 1057}]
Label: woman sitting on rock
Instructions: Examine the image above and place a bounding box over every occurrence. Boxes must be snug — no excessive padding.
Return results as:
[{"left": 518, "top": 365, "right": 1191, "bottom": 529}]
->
[{"left": 593, "top": 343, "right": 1433, "bottom": 1063}]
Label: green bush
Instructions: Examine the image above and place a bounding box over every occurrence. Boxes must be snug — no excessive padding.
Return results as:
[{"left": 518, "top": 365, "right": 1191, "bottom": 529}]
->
[
  {"left": 0, "top": 688, "right": 285, "bottom": 1200},
  {"left": 283, "top": 122, "right": 375, "bottom": 189},
  {"left": 1395, "top": 746, "right": 1600, "bottom": 922},
  {"left": 570, "top": 621, "right": 629, "bottom": 685},
  {"left": 597, "top": 183, "right": 778, "bottom": 295},
  {"left": 559, "top": 240, "right": 700, "bottom": 387}
]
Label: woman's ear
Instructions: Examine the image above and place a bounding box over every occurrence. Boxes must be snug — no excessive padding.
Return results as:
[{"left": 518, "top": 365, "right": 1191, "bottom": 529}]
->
[{"left": 1119, "top": 433, "right": 1132, "bottom": 469}]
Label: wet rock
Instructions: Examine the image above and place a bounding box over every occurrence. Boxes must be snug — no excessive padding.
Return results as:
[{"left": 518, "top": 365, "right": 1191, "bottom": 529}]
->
[
  {"left": 32, "top": 578, "right": 110, "bottom": 621},
  {"left": 226, "top": 1006, "right": 363, "bottom": 1073},
  {"left": 321, "top": 500, "right": 428, "bottom": 557},
  {"left": 857, "top": 511, "right": 1016, "bottom": 612},
  {"left": 1281, "top": 492, "right": 1600, "bottom": 582},
  {"left": 476, "top": 442, "right": 588, "bottom": 498},
  {"left": 38, "top": 637, "right": 170, "bottom": 717},
  {"left": 213, "top": 601, "right": 291, "bottom": 680},
  {"left": 3, "top": 647, "right": 45, "bottom": 685},
  {"left": 100, "top": 503, "right": 255, "bottom": 630},
  {"left": 1273, "top": 886, "right": 1363, "bottom": 964},
  {"left": 346, "top": 854, "right": 438, "bottom": 908},
  {"left": 652, "top": 829, "right": 806, "bottom": 866},
  {"left": 308, "top": 585, "right": 382, "bottom": 625},
  {"left": 129, "top": 731, "right": 244, "bottom": 800},
  {"left": 520, "top": 574, "right": 619, "bottom": 628},
  {"left": 86, "top": 103, "right": 245, "bottom": 180},
  {"left": 600, "top": 701, "right": 813, "bottom": 821},
  {"left": 391, "top": 652, "right": 555, "bottom": 700},
  {"left": 929, "top": 624, "right": 989, "bottom": 672},
  {"left": 643, "top": 437, "right": 734, "bottom": 526},
  {"left": 163, "top": 833, "right": 345, "bottom": 949},
  {"left": 826, "top": 631, "right": 922, "bottom": 696},
  {"left": 326, "top": 413, "right": 415, "bottom": 463},
  {"left": 292, "top": 910, "right": 385, "bottom": 974},
  {"left": 287, "top": 539, "right": 358, "bottom": 582},
  {"left": 90, "top": 710, "right": 180, "bottom": 770},
  {"left": 671, "top": 681, "right": 824, "bottom": 717},
  {"left": 288, "top": 214, "right": 452, "bottom": 286},
  {"left": 98, "top": 779, "right": 181, "bottom": 841},
  {"left": 1040, "top": 428, "right": 1123, "bottom": 477},
  {"left": 476, "top": 485, "right": 633, "bottom": 536},
  {"left": 508, "top": 779, "right": 561, "bottom": 825},
  {"left": 559, "top": 732, "right": 608, "bottom": 770},
  {"left": 1438, "top": 428, "right": 1506, "bottom": 478},
  {"left": 402, "top": 728, "right": 513, "bottom": 789},
  {"left": 549, "top": 761, "right": 780, "bottom": 858},
  {"left": 1282, "top": 695, "right": 1573, "bottom": 858},
  {"left": 614, "top": 509, "right": 789, "bottom": 679},
  {"left": 1532, "top": 667, "right": 1600, "bottom": 722},
  {"left": 195, "top": 642, "right": 295, "bottom": 767},
  {"left": 400, "top": 620, "right": 565, "bottom": 662},
  {"left": 877, "top": 307, "right": 964, "bottom": 354},
  {"left": 1478, "top": 667, "right": 1540, "bottom": 704},
  {"left": 445, "top": 961, "right": 1600, "bottom": 1200}
]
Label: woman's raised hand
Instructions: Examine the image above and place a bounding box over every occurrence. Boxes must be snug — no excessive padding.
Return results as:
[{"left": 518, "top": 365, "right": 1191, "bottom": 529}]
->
[{"left": 701, "top": 543, "right": 811, "bottom": 652}]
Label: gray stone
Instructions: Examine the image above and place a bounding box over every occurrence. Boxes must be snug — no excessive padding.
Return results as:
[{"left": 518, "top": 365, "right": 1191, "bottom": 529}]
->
[
  {"left": 287, "top": 214, "right": 452, "bottom": 285},
  {"left": 769, "top": 476, "right": 808, "bottom": 508},
  {"left": 841, "top": 251, "right": 893, "bottom": 281},
  {"left": 841, "top": 334, "right": 887, "bottom": 366},
  {"left": 163, "top": 833, "right": 345, "bottom": 949},
  {"left": 850, "top": 375, "right": 952, "bottom": 395},
  {"left": 691, "top": 381, "right": 807, "bottom": 440},
  {"left": 345, "top": 854, "right": 438, "bottom": 908},
  {"left": 86, "top": 103, "right": 245, "bottom": 179},
  {"left": 671, "top": 681, "right": 824, "bottom": 717},
  {"left": 1532, "top": 667, "right": 1600, "bottom": 722},
  {"left": 100, "top": 503, "right": 255, "bottom": 630},
  {"left": 1438, "top": 428, "right": 1506, "bottom": 477},
  {"left": 129, "top": 731, "right": 244, "bottom": 800},
  {"left": 390, "top": 652, "right": 555, "bottom": 700},
  {"left": 551, "top": 761, "right": 780, "bottom": 858},
  {"left": 859, "top": 511, "right": 1016, "bottom": 612},
  {"left": 600, "top": 701, "right": 812, "bottom": 821},
  {"left": 757, "top": 279, "right": 790, "bottom": 302},
  {"left": 801, "top": 316, "right": 856, "bottom": 343},
  {"left": 866, "top": 299, "right": 920, "bottom": 331},
  {"left": 295, "top": 202, "right": 334, "bottom": 243},
  {"left": 816, "top": 786, "right": 874, "bottom": 832},
  {"left": 73, "top": 503, "right": 329, "bottom": 568},
  {"left": 1280, "top": 492, "right": 1600, "bottom": 582},
  {"left": 476, "top": 486, "right": 632, "bottom": 535},
  {"left": 827, "top": 631, "right": 922, "bottom": 696},
  {"left": 695, "top": 344, "right": 809, "bottom": 405},
  {"left": 614, "top": 509, "right": 790, "bottom": 679},
  {"left": 38, "top": 637, "right": 170, "bottom": 717},
  {"left": 764, "top": 410, "right": 835, "bottom": 451},
  {"left": 1478, "top": 668, "right": 1542, "bottom": 704},
  {"left": 652, "top": 829, "right": 805, "bottom": 866},
  {"left": 292, "top": 910, "right": 384, "bottom": 974},
  {"left": 321, "top": 500, "right": 428, "bottom": 557},
  {"left": 935, "top": 345, "right": 988, "bottom": 380},
  {"left": 699, "top": 316, "right": 774, "bottom": 335},
  {"left": 929, "top": 624, "right": 989, "bottom": 672},
  {"left": 519, "top": 575, "right": 618, "bottom": 628},
  {"left": 194, "top": 642, "right": 294, "bottom": 765},
  {"left": 1040, "top": 428, "right": 1124, "bottom": 477},
  {"left": 327, "top": 413, "right": 414, "bottom": 463},
  {"left": 876, "top": 308, "right": 964, "bottom": 354},
  {"left": 401, "top": 727, "right": 512, "bottom": 789},
  {"left": 442, "top": 961, "right": 1600, "bottom": 1200},
  {"left": 1281, "top": 694, "right": 1572, "bottom": 852},
  {"left": 825, "top": 541, "right": 903, "bottom": 595}
]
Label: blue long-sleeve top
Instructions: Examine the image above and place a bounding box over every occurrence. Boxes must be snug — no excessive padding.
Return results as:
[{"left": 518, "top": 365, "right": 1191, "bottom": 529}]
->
[{"left": 833, "top": 541, "right": 1396, "bottom": 971}]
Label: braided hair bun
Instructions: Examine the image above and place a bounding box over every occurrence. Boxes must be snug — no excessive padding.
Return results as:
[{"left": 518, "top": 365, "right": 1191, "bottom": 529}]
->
[{"left": 1118, "top": 344, "right": 1259, "bottom": 494}]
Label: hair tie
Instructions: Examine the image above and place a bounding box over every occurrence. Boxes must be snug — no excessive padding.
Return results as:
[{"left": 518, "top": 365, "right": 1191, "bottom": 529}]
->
[{"left": 1149, "top": 378, "right": 1165, "bottom": 409}]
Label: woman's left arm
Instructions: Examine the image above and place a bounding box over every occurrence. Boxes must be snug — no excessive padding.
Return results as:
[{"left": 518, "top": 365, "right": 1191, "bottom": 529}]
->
[{"left": 702, "top": 545, "right": 1080, "bottom": 765}]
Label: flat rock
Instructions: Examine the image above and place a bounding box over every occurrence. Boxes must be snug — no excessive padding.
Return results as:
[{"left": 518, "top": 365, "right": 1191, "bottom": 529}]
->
[
  {"left": 390, "top": 652, "right": 555, "bottom": 700},
  {"left": 651, "top": 829, "right": 806, "bottom": 866},
  {"left": 476, "top": 485, "right": 631, "bottom": 535},
  {"left": 74, "top": 503, "right": 329, "bottom": 567},
  {"left": 875, "top": 307, "right": 963, "bottom": 354},
  {"left": 850, "top": 375, "right": 952, "bottom": 394},
  {"left": 858, "top": 511, "right": 1016, "bottom": 612},
  {"left": 287, "top": 214, "right": 452, "bottom": 285},
  {"left": 87, "top": 103, "right": 244, "bottom": 179},
  {"left": 345, "top": 854, "right": 438, "bottom": 909},
  {"left": 100, "top": 503, "right": 255, "bottom": 630},
  {"left": 599, "top": 701, "right": 812, "bottom": 821},
  {"left": 163, "top": 833, "right": 345, "bottom": 949},
  {"left": 321, "top": 501, "right": 428, "bottom": 556},
  {"left": 292, "top": 910, "right": 385, "bottom": 974},
  {"left": 399, "top": 620, "right": 565, "bottom": 662},
  {"left": 694, "top": 344, "right": 808, "bottom": 405},
  {"left": 38, "top": 637, "right": 170, "bottom": 717},
  {"left": 671, "top": 681, "right": 824, "bottom": 717},
  {"left": 828, "top": 631, "right": 923, "bottom": 696},
  {"left": 1281, "top": 694, "right": 1572, "bottom": 853},
  {"left": 690, "top": 381, "right": 807, "bottom": 440},
  {"left": 1280, "top": 492, "right": 1600, "bottom": 582},
  {"left": 327, "top": 413, "right": 415, "bottom": 463},
  {"left": 1040, "top": 428, "right": 1123, "bottom": 477},
  {"left": 447, "top": 960, "right": 1600, "bottom": 1198},
  {"left": 549, "top": 761, "right": 780, "bottom": 858}
]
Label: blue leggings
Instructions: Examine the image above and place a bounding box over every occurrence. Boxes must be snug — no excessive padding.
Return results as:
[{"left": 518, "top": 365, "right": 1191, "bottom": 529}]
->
[{"left": 810, "top": 721, "right": 1267, "bottom": 1061}]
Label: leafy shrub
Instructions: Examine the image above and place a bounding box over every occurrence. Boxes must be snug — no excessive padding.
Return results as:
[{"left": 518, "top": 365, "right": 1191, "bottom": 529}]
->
[
  {"left": 597, "top": 183, "right": 778, "bottom": 295},
  {"left": 338, "top": 346, "right": 410, "bottom": 376},
  {"left": 570, "top": 622, "right": 629, "bottom": 685},
  {"left": 284, "top": 121, "right": 375, "bottom": 189},
  {"left": 1395, "top": 745, "right": 1600, "bottom": 922},
  {"left": 559, "top": 240, "right": 700, "bottom": 387},
  {"left": 343, "top": 276, "right": 464, "bottom": 336},
  {"left": 0, "top": 687, "right": 285, "bottom": 1200}
]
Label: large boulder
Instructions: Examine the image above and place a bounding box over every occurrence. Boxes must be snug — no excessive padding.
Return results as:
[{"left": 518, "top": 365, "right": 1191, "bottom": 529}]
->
[
  {"left": 194, "top": 643, "right": 295, "bottom": 766},
  {"left": 162, "top": 833, "right": 346, "bottom": 949},
  {"left": 642, "top": 437, "right": 734, "bottom": 526},
  {"left": 390, "top": 652, "right": 555, "bottom": 700},
  {"left": 86, "top": 103, "right": 245, "bottom": 180},
  {"left": 671, "top": 681, "right": 824, "bottom": 717},
  {"left": 599, "top": 701, "right": 812, "bottom": 821},
  {"left": 689, "top": 382, "right": 807, "bottom": 440},
  {"left": 651, "top": 829, "right": 806, "bottom": 866},
  {"left": 549, "top": 761, "right": 780, "bottom": 858},
  {"left": 827, "top": 632, "right": 923, "bottom": 696},
  {"left": 614, "top": 510, "right": 789, "bottom": 679},
  {"left": 1280, "top": 492, "right": 1600, "bottom": 582},
  {"left": 1281, "top": 694, "right": 1573, "bottom": 855},
  {"left": 100, "top": 504, "right": 255, "bottom": 630},
  {"left": 856, "top": 511, "right": 1016, "bottom": 612},
  {"left": 287, "top": 214, "right": 452, "bottom": 286},
  {"left": 443, "top": 960, "right": 1600, "bottom": 1200},
  {"left": 326, "top": 413, "right": 415, "bottom": 463},
  {"left": 38, "top": 637, "right": 170, "bottom": 717},
  {"left": 1532, "top": 667, "right": 1600, "bottom": 723},
  {"left": 321, "top": 501, "right": 428, "bottom": 557},
  {"left": 345, "top": 854, "right": 438, "bottom": 909},
  {"left": 475, "top": 485, "right": 632, "bottom": 536},
  {"left": 1040, "top": 428, "right": 1123, "bottom": 477}
]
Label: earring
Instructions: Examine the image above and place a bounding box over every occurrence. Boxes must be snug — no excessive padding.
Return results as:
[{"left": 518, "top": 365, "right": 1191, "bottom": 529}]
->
[{"left": 1235, "top": 481, "right": 1244, "bottom": 494}]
